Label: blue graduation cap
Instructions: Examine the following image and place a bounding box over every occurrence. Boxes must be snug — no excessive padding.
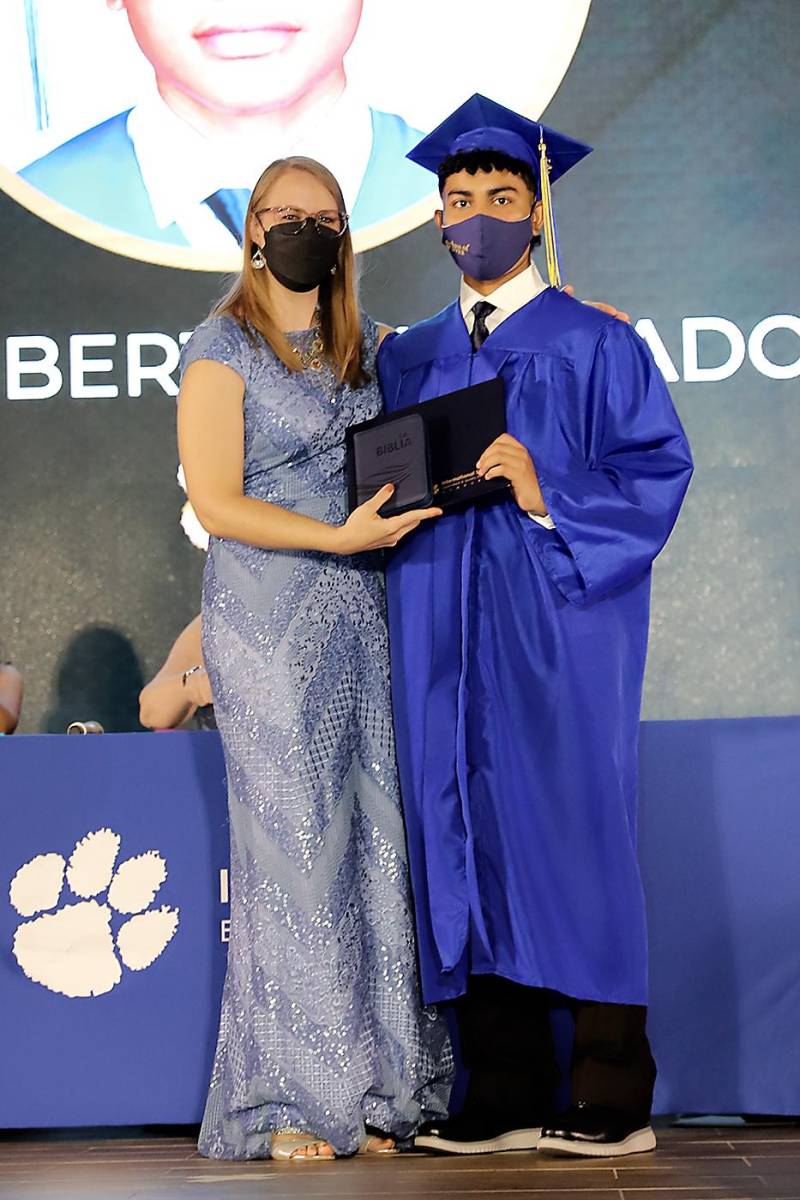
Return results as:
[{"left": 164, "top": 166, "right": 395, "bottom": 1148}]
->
[{"left": 408, "top": 94, "right": 592, "bottom": 288}]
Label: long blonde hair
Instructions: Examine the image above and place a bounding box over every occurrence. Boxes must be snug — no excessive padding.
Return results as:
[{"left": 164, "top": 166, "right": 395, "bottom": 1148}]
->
[{"left": 212, "top": 157, "right": 367, "bottom": 388}]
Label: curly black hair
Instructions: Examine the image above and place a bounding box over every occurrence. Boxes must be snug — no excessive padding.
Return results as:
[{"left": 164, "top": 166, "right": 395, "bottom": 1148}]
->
[{"left": 437, "top": 149, "right": 538, "bottom": 200}]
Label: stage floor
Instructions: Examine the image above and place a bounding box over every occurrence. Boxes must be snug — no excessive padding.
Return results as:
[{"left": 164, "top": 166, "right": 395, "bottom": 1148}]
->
[{"left": 1, "top": 1125, "right": 799, "bottom": 1199}]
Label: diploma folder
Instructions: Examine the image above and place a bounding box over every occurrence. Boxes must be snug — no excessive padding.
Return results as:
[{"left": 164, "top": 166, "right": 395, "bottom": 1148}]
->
[{"left": 346, "top": 377, "right": 508, "bottom": 516}]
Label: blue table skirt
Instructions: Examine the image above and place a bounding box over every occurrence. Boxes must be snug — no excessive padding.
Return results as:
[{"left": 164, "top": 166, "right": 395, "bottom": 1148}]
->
[{"left": 1, "top": 718, "right": 798, "bottom": 1127}]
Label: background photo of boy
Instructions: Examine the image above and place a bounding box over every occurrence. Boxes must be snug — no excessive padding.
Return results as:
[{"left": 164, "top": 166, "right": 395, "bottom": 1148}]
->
[{"left": 0, "top": 0, "right": 591, "bottom": 261}]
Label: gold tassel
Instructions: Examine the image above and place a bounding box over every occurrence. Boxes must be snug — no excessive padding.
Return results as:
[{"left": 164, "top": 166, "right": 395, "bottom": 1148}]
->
[{"left": 538, "top": 130, "right": 561, "bottom": 289}]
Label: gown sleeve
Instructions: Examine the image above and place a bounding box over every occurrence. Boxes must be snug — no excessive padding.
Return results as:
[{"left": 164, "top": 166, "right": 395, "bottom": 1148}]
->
[
  {"left": 376, "top": 331, "right": 401, "bottom": 410},
  {"left": 521, "top": 319, "right": 694, "bottom": 607}
]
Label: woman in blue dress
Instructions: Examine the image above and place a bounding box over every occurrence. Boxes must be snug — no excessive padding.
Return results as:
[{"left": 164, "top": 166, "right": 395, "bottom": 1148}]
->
[{"left": 178, "top": 156, "right": 450, "bottom": 1161}]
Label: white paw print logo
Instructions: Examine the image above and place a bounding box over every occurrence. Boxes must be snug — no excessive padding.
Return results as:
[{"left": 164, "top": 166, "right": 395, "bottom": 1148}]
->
[{"left": 9, "top": 829, "right": 179, "bottom": 998}]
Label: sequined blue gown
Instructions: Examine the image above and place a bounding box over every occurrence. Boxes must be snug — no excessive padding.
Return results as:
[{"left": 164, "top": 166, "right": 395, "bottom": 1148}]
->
[{"left": 180, "top": 315, "right": 451, "bottom": 1159}]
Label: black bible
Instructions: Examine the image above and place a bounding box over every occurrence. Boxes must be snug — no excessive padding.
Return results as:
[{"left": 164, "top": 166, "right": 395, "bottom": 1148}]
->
[{"left": 346, "top": 377, "right": 508, "bottom": 516}]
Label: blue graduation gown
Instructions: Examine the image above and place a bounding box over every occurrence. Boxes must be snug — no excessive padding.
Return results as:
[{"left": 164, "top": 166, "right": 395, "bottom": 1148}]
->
[{"left": 378, "top": 288, "right": 693, "bottom": 1007}]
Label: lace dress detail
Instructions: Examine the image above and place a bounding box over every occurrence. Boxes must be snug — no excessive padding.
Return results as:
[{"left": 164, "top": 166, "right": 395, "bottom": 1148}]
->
[{"left": 180, "top": 315, "right": 452, "bottom": 1158}]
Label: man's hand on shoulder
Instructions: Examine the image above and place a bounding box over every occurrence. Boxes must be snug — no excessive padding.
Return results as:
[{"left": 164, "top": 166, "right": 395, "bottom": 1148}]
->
[{"left": 562, "top": 284, "right": 630, "bottom": 324}]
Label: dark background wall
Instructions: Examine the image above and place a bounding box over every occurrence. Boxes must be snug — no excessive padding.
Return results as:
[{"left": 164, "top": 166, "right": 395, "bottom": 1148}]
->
[{"left": 1, "top": 0, "right": 798, "bottom": 731}]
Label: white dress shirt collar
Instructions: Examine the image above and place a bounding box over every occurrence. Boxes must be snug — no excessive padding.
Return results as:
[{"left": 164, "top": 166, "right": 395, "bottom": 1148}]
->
[
  {"left": 126, "top": 85, "right": 373, "bottom": 248},
  {"left": 460, "top": 260, "right": 549, "bottom": 334}
]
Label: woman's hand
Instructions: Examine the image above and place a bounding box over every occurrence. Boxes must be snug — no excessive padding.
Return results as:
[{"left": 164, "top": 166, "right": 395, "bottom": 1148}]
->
[
  {"left": 476, "top": 434, "right": 546, "bottom": 514},
  {"left": 562, "top": 284, "right": 631, "bottom": 324},
  {"left": 333, "top": 485, "right": 441, "bottom": 554}
]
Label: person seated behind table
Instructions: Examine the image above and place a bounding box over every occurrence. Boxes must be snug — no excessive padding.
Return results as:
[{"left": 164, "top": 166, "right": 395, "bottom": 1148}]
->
[
  {"left": 139, "top": 615, "right": 215, "bottom": 730},
  {"left": 0, "top": 662, "right": 24, "bottom": 734}
]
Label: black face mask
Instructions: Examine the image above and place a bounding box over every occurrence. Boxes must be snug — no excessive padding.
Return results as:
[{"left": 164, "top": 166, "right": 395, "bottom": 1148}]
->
[{"left": 261, "top": 220, "right": 342, "bottom": 292}]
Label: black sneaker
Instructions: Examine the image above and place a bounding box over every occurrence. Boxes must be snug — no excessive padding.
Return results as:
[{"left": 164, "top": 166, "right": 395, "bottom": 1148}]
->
[
  {"left": 537, "top": 1103, "right": 656, "bottom": 1158},
  {"left": 414, "top": 1112, "right": 542, "bottom": 1155}
]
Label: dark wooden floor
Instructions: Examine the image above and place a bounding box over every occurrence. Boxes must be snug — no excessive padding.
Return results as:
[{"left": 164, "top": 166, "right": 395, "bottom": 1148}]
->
[{"left": 2, "top": 1125, "right": 800, "bottom": 1200}]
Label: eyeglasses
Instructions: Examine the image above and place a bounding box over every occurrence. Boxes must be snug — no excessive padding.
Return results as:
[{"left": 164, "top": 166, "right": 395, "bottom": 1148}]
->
[{"left": 255, "top": 205, "right": 348, "bottom": 235}]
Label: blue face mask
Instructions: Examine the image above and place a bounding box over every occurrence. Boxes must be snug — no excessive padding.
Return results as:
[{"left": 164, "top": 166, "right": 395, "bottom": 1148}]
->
[{"left": 441, "top": 211, "right": 533, "bottom": 281}]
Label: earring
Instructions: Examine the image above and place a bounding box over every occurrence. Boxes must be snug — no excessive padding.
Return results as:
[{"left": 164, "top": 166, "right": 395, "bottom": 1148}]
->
[
  {"left": 251, "top": 246, "right": 266, "bottom": 270},
  {"left": 330, "top": 264, "right": 337, "bottom": 276}
]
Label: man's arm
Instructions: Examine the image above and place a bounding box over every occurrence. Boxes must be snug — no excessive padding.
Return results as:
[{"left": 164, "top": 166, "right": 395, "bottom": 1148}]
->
[
  {"left": 139, "top": 616, "right": 207, "bottom": 730},
  {"left": 516, "top": 320, "right": 694, "bottom": 606},
  {"left": 0, "top": 664, "right": 23, "bottom": 734}
]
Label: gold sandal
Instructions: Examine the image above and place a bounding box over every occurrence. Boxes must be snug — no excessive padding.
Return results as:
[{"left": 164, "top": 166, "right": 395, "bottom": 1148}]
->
[
  {"left": 358, "top": 1132, "right": 398, "bottom": 1155},
  {"left": 271, "top": 1130, "right": 336, "bottom": 1161}
]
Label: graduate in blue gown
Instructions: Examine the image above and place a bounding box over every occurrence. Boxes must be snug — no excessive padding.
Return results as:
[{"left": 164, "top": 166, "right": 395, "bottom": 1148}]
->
[{"left": 377, "top": 95, "right": 693, "bottom": 1159}]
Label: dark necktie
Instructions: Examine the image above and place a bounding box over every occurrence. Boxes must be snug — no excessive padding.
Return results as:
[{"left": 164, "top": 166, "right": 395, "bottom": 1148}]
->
[
  {"left": 470, "top": 300, "right": 496, "bottom": 352},
  {"left": 203, "top": 187, "right": 251, "bottom": 245}
]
